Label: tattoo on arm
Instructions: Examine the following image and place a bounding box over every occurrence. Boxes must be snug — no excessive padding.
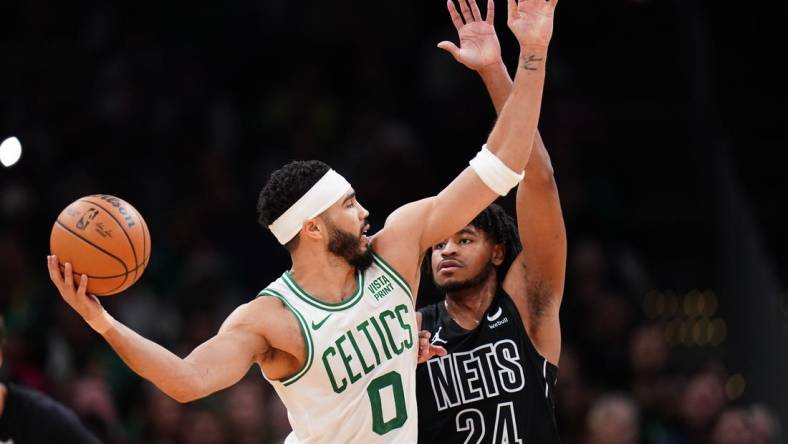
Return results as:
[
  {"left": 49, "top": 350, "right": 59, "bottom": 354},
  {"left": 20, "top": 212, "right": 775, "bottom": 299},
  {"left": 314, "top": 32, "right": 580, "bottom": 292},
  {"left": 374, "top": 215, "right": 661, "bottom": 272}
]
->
[{"left": 520, "top": 54, "right": 545, "bottom": 71}]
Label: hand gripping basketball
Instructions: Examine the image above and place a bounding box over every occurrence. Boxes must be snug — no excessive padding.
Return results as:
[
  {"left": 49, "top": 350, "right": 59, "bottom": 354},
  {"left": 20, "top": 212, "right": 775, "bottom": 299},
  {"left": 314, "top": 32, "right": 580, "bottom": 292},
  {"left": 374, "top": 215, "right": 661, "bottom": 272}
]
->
[
  {"left": 50, "top": 195, "right": 151, "bottom": 296},
  {"left": 47, "top": 255, "right": 114, "bottom": 334}
]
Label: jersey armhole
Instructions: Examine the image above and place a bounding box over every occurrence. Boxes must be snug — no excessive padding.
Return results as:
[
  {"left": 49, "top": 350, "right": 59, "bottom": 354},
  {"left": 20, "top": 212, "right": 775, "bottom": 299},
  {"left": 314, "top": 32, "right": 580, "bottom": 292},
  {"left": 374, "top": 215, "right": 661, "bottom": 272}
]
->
[
  {"left": 256, "top": 289, "right": 315, "bottom": 386},
  {"left": 371, "top": 251, "right": 414, "bottom": 302}
]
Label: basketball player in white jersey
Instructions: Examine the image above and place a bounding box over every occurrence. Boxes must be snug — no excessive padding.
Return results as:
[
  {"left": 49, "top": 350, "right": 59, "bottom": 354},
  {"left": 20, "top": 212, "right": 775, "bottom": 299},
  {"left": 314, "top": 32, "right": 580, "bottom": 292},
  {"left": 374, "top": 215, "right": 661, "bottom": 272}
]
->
[{"left": 46, "top": 1, "right": 559, "bottom": 442}]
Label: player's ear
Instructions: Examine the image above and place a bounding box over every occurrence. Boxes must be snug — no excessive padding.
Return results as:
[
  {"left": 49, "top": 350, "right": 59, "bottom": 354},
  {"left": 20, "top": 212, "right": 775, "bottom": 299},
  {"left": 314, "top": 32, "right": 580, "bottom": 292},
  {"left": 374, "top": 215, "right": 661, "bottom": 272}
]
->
[
  {"left": 491, "top": 243, "right": 505, "bottom": 266},
  {"left": 303, "top": 218, "right": 323, "bottom": 241}
]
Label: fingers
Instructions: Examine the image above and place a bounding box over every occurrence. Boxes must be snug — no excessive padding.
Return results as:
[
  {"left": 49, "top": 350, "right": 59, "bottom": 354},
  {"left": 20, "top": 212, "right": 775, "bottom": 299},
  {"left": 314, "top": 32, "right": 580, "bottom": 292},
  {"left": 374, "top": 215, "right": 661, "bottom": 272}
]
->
[
  {"left": 447, "top": 0, "right": 464, "bottom": 32},
  {"left": 507, "top": 0, "right": 517, "bottom": 22},
  {"left": 77, "top": 274, "right": 89, "bottom": 297},
  {"left": 470, "top": 0, "right": 483, "bottom": 23},
  {"left": 458, "top": 0, "right": 473, "bottom": 23},
  {"left": 64, "top": 261, "right": 75, "bottom": 293},
  {"left": 47, "top": 255, "right": 64, "bottom": 289},
  {"left": 486, "top": 0, "right": 495, "bottom": 24},
  {"left": 433, "top": 345, "right": 448, "bottom": 357},
  {"left": 436, "top": 41, "right": 462, "bottom": 61},
  {"left": 417, "top": 332, "right": 432, "bottom": 364}
]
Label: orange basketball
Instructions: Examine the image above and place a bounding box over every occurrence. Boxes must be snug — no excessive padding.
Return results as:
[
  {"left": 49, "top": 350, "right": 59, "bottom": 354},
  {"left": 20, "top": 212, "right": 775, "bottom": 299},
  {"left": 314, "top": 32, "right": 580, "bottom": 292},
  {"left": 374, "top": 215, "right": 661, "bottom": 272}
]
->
[{"left": 50, "top": 194, "right": 151, "bottom": 296}]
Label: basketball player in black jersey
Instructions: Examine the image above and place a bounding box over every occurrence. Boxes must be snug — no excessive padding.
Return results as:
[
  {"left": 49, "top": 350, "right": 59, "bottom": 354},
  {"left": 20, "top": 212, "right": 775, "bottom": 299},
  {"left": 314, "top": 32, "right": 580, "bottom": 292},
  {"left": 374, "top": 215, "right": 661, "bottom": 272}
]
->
[{"left": 416, "top": 0, "right": 566, "bottom": 442}]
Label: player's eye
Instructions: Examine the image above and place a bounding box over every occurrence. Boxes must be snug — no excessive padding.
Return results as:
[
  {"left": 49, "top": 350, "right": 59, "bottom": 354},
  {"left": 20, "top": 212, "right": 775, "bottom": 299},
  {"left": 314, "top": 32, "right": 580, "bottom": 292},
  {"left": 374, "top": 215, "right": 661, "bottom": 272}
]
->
[
  {"left": 434, "top": 242, "right": 447, "bottom": 250},
  {"left": 459, "top": 238, "right": 472, "bottom": 245}
]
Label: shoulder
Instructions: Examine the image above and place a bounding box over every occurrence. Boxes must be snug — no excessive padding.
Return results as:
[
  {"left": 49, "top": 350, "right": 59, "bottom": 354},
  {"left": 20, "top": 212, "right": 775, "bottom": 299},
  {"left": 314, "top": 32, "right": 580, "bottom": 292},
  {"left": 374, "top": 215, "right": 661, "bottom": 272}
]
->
[{"left": 219, "top": 296, "right": 287, "bottom": 335}]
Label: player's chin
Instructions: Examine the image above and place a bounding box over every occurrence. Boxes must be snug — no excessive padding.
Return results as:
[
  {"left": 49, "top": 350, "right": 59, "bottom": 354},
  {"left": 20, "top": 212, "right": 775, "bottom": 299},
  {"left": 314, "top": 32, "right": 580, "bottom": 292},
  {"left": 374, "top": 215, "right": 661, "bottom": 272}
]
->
[{"left": 433, "top": 276, "right": 454, "bottom": 288}]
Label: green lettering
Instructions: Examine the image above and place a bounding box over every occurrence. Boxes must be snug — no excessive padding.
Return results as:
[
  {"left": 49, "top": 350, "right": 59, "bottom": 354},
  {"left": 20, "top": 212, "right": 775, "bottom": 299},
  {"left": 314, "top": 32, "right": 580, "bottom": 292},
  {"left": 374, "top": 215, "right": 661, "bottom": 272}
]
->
[
  {"left": 357, "top": 320, "right": 382, "bottom": 366},
  {"left": 369, "top": 316, "right": 393, "bottom": 360},
  {"left": 380, "top": 310, "right": 403, "bottom": 355},
  {"left": 395, "top": 304, "right": 414, "bottom": 349},
  {"left": 322, "top": 346, "right": 346, "bottom": 394},
  {"left": 336, "top": 335, "right": 362, "bottom": 385},
  {"left": 347, "top": 330, "right": 375, "bottom": 374}
]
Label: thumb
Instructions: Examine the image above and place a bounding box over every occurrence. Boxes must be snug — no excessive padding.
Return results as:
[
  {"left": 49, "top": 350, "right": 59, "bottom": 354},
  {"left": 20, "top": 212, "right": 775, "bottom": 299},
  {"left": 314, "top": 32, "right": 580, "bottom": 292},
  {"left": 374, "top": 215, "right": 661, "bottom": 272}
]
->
[{"left": 437, "top": 41, "right": 462, "bottom": 61}]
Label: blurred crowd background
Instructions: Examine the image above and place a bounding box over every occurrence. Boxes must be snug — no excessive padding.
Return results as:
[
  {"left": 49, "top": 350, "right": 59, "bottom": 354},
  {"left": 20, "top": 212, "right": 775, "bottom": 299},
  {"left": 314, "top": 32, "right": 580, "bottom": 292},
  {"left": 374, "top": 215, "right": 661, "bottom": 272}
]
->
[{"left": 1, "top": 0, "right": 786, "bottom": 443}]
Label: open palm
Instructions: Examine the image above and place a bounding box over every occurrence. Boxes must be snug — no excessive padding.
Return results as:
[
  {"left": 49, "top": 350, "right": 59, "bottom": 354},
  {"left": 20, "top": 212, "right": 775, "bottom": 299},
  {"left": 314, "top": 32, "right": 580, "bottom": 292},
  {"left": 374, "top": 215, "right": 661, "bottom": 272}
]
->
[
  {"left": 507, "top": 0, "right": 557, "bottom": 49},
  {"left": 438, "top": 0, "right": 502, "bottom": 71}
]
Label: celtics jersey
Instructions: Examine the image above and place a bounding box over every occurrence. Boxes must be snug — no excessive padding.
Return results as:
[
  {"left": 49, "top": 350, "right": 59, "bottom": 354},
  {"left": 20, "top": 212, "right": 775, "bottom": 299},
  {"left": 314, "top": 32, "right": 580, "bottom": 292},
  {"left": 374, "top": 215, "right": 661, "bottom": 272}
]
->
[{"left": 257, "top": 253, "right": 418, "bottom": 444}]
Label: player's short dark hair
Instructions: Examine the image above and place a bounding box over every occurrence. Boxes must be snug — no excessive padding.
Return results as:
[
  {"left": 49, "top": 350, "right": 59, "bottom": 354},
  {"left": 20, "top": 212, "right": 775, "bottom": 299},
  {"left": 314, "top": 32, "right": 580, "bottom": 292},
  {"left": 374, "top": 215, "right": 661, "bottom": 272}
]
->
[
  {"left": 257, "top": 160, "right": 331, "bottom": 251},
  {"left": 468, "top": 203, "right": 522, "bottom": 275},
  {"left": 422, "top": 203, "right": 522, "bottom": 281}
]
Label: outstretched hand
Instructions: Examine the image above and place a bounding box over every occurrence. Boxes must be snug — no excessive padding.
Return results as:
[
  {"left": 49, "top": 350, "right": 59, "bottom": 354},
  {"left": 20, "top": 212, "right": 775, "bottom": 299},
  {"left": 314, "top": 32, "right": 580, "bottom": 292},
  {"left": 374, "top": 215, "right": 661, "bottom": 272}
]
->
[
  {"left": 507, "top": 0, "right": 558, "bottom": 49},
  {"left": 417, "top": 330, "right": 448, "bottom": 364},
  {"left": 438, "top": 0, "right": 502, "bottom": 72},
  {"left": 47, "top": 255, "right": 105, "bottom": 323}
]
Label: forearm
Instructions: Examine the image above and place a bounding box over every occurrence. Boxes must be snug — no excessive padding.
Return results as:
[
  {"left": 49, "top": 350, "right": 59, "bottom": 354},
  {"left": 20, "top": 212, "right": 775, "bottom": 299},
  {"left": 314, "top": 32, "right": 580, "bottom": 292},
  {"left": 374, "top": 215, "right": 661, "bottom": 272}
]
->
[
  {"left": 478, "top": 61, "right": 513, "bottom": 114},
  {"left": 102, "top": 322, "right": 204, "bottom": 402},
  {"left": 514, "top": 134, "right": 566, "bottom": 296},
  {"left": 485, "top": 46, "right": 548, "bottom": 173},
  {"left": 523, "top": 132, "right": 554, "bottom": 180}
]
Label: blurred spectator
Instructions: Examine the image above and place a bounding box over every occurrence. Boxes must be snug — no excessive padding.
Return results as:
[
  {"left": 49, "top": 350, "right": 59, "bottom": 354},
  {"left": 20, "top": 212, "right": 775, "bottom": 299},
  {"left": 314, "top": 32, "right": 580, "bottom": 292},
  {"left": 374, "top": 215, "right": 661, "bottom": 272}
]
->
[
  {"left": 587, "top": 393, "right": 641, "bottom": 444},
  {"left": 681, "top": 365, "right": 727, "bottom": 440},
  {"left": 0, "top": 315, "right": 102, "bottom": 444}
]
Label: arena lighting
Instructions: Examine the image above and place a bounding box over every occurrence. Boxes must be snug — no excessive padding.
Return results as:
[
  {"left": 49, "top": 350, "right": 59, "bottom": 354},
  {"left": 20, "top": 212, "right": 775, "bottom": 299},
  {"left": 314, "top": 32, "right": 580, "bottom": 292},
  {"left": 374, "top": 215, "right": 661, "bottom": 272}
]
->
[{"left": 0, "top": 136, "right": 22, "bottom": 167}]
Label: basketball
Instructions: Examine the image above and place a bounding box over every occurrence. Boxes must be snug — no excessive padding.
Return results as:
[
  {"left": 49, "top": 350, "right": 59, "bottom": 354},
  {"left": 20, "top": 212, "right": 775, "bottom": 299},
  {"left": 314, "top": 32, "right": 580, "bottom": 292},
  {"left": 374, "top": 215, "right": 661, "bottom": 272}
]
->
[{"left": 50, "top": 194, "right": 151, "bottom": 296}]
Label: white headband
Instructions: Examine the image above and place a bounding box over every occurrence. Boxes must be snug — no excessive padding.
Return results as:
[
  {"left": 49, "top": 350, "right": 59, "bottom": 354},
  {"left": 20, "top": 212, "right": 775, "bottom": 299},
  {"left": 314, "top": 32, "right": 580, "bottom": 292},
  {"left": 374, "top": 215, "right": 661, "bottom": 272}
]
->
[{"left": 268, "top": 169, "right": 352, "bottom": 245}]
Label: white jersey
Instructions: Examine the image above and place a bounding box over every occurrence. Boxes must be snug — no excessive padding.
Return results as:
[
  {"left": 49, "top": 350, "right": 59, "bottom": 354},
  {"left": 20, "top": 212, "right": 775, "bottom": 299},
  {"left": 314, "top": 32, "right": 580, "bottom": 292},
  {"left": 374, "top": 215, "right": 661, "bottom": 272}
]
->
[{"left": 258, "top": 252, "right": 419, "bottom": 444}]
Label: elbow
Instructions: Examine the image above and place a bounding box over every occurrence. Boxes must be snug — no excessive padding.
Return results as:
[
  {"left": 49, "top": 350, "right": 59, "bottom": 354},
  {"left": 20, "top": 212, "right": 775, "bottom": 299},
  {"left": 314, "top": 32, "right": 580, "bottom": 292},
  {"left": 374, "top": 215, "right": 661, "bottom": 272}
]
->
[
  {"left": 164, "top": 381, "right": 205, "bottom": 404},
  {"left": 171, "top": 391, "right": 196, "bottom": 404},
  {"left": 526, "top": 168, "right": 557, "bottom": 189},
  {"left": 170, "top": 389, "right": 201, "bottom": 404}
]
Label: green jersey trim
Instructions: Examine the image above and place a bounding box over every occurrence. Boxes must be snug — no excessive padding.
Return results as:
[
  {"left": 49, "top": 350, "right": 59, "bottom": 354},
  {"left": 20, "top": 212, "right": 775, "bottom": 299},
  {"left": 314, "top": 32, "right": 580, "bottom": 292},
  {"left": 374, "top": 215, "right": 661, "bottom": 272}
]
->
[
  {"left": 256, "top": 288, "right": 314, "bottom": 386},
  {"left": 371, "top": 253, "right": 413, "bottom": 302},
  {"left": 282, "top": 270, "right": 365, "bottom": 312}
]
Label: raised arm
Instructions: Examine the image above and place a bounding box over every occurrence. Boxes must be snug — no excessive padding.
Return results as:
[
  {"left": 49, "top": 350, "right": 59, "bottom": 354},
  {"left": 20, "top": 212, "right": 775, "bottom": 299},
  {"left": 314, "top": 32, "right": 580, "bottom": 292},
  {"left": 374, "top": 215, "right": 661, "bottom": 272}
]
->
[
  {"left": 375, "top": 0, "right": 558, "bottom": 286},
  {"left": 502, "top": 133, "right": 566, "bottom": 364},
  {"left": 47, "top": 256, "right": 268, "bottom": 403},
  {"left": 441, "top": 4, "right": 566, "bottom": 362},
  {"left": 437, "top": 0, "right": 513, "bottom": 113}
]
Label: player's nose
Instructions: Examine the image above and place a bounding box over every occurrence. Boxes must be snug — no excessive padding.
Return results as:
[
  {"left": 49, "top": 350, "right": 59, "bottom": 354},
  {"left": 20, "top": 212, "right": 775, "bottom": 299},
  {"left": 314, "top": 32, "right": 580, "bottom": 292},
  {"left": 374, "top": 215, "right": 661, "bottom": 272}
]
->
[
  {"left": 441, "top": 240, "right": 459, "bottom": 256},
  {"left": 358, "top": 203, "right": 369, "bottom": 220}
]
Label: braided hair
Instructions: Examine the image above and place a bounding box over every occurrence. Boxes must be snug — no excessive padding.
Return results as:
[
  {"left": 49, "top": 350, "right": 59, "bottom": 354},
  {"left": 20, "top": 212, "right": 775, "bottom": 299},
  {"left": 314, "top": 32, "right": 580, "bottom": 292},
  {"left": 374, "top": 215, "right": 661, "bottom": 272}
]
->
[{"left": 422, "top": 203, "right": 521, "bottom": 283}]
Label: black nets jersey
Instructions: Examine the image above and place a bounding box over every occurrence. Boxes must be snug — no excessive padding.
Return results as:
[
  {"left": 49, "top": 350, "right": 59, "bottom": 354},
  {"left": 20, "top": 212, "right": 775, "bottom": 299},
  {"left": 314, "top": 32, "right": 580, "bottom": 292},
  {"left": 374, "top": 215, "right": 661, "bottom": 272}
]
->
[{"left": 416, "top": 288, "right": 560, "bottom": 443}]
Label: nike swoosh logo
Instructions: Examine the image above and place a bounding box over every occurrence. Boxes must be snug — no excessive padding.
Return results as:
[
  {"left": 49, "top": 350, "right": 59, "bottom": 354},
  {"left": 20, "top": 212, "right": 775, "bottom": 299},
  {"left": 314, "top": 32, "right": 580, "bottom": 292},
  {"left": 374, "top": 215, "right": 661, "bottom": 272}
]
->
[
  {"left": 311, "top": 314, "right": 332, "bottom": 330},
  {"left": 486, "top": 307, "right": 503, "bottom": 322}
]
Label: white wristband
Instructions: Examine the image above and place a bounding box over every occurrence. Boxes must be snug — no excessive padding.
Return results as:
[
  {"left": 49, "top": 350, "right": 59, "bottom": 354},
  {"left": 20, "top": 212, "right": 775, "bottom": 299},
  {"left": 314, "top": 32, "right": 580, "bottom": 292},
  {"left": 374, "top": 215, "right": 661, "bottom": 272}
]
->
[
  {"left": 469, "top": 144, "right": 525, "bottom": 196},
  {"left": 86, "top": 310, "right": 115, "bottom": 335}
]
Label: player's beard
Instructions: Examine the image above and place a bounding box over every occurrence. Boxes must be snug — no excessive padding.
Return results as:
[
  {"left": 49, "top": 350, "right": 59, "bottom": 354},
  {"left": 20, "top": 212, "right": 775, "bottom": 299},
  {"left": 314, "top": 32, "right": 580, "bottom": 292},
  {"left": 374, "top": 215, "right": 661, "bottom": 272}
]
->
[
  {"left": 434, "top": 261, "right": 494, "bottom": 294},
  {"left": 327, "top": 223, "right": 373, "bottom": 272}
]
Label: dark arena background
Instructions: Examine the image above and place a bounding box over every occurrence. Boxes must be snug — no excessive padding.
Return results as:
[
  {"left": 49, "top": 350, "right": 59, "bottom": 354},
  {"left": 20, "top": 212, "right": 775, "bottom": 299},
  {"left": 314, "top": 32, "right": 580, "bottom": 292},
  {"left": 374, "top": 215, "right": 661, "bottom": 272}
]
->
[{"left": 1, "top": 1, "right": 786, "bottom": 443}]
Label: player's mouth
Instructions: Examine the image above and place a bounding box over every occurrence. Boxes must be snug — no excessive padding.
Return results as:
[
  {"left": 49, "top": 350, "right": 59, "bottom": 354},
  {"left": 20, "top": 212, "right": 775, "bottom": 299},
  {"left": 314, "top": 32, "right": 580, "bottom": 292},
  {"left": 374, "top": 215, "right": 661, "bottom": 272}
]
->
[
  {"left": 438, "top": 259, "right": 462, "bottom": 273},
  {"left": 360, "top": 224, "right": 370, "bottom": 243}
]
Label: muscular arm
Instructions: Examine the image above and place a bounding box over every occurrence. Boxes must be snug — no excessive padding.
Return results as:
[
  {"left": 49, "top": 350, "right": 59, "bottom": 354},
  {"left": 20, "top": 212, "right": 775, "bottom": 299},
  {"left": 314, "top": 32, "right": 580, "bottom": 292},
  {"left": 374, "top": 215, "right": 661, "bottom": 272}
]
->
[
  {"left": 502, "top": 133, "right": 566, "bottom": 364},
  {"left": 437, "top": 1, "right": 564, "bottom": 362},
  {"left": 375, "top": 16, "right": 553, "bottom": 288},
  {"left": 46, "top": 256, "right": 270, "bottom": 403},
  {"left": 103, "top": 303, "right": 269, "bottom": 402},
  {"left": 374, "top": 1, "right": 558, "bottom": 292}
]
